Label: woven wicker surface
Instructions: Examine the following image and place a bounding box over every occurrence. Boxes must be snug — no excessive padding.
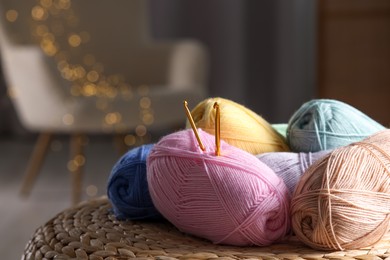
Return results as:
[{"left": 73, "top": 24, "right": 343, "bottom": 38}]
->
[{"left": 22, "top": 197, "right": 390, "bottom": 260}]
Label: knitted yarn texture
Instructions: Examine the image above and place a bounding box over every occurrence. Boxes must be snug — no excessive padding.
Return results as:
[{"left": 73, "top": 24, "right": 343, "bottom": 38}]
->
[
  {"left": 188, "top": 97, "right": 289, "bottom": 155},
  {"left": 287, "top": 99, "right": 385, "bottom": 152},
  {"left": 147, "top": 129, "right": 290, "bottom": 246},
  {"left": 291, "top": 130, "right": 390, "bottom": 250},
  {"left": 107, "top": 144, "right": 162, "bottom": 220}
]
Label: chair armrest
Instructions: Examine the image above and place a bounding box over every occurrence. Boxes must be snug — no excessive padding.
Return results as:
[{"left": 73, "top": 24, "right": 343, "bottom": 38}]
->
[
  {"left": 166, "top": 40, "right": 209, "bottom": 91},
  {"left": 132, "top": 40, "right": 209, "bottom": 93}
]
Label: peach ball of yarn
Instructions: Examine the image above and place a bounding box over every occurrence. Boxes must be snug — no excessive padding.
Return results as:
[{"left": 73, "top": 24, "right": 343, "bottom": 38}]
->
[
  {"left": 291, "top": 129, "right": 390, "bottom": 251},
  {"left": 187, "top": 97, "right": 289, "bottom": 154},
  {"left": 147, "top": 129, "right": 290, "bottom": 246}
]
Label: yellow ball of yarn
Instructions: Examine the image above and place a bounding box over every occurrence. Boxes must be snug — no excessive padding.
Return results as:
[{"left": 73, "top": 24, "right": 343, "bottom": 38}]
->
[{"left": 187, "top": 97, "right": 289, "bottom": 154}]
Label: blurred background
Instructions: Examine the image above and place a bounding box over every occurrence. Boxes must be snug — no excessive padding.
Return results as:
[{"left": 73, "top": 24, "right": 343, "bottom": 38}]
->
[{"left": 0, "top": 0, "right": 389, "bottom": 258}]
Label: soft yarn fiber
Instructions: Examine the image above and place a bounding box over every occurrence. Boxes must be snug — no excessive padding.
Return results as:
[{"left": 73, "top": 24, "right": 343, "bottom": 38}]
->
[
  {"left": 256, "top": 150, "right": 330, "bottom": 195},
  {"left": 147, "top": 129, "right": 290, "bottom": 246},
  {"left": 272, "top": 123, "right": 288, "bottom": 138},
  {"left": 287, "top": 99, "right": 385, "bottom": 152},
  {"left": 107, "top": 144, "right": 162, "bottom": 220},
  {"left": 291, "top": 129, "right": 390, "bottom": 251},
  {"left": 187, "top": 97, "right": 289, "bottom": 155}
]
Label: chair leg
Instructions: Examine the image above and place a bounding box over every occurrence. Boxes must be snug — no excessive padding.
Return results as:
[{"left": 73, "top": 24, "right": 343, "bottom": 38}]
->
[
  {"left": 20, "top": 133, "right": 52, "bottom": 197},
  {"left": 69, "top": 134, "right": 86, "bottom": 205}
]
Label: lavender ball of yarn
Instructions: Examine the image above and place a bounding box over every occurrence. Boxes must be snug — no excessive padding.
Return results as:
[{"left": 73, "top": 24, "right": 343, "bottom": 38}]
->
[
  {"left": 257, "top": 150, "right": 330, "bottom": 195},
  {"left": 287, "top": 99, "right": 385, "bottom": 152},
  {"left": 107, "top": 144, "right": 162, "bottom": 220}
]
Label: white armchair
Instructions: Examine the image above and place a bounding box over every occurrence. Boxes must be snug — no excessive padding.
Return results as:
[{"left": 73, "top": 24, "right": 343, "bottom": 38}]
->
[{"left": 0, "top": 0, "right": 209, "bottom": 204}]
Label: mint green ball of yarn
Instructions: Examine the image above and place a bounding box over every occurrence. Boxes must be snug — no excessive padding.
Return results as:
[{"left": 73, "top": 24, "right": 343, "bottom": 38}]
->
[
  {"left": 272, "top": 123, "right": 288, "bottom": 138},
  {"left": 286, "top": 99, "right": 386, "bottom": 152}
]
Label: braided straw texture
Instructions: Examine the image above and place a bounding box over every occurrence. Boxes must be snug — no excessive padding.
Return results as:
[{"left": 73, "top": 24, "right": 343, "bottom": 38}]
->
[{"left": 22, "top": 197, "right": 390, "bottom": 260}]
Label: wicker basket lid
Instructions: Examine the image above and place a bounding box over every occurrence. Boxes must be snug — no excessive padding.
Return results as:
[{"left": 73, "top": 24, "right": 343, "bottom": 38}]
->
[{"left": 22, "top": 196, "right": 390, "bottom": 260}]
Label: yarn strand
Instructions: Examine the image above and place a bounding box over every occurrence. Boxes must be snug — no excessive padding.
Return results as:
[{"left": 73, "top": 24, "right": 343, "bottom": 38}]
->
[
  {"left": 291, "top": 130, "right": 390, "bottom": 251},
  {"left": 147, "top": 129, "right": 290, "bottom": 246}
]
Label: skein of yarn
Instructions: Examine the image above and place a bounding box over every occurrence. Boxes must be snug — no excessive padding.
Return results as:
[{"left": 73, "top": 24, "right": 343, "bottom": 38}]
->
[
  {"left": 256, "top": 150, "right": 330, "bottom": 195},
  {"left": 147, "top": 129, "right": 290, "bottom": 246},
  {"left": 187, "top": 97, "right": 289, "bottom": 154},
  {"left": 291, "top": 129, "right": 390, "bottom": 251},
  {"left": 272, "top": 123, "right": 288, "bottom": 138},
  {"left": 107, "top": 144, "right": 163, "bottom": 220},
  {"left": 287, "top": 99, "right": 385, "bottom": 152}
]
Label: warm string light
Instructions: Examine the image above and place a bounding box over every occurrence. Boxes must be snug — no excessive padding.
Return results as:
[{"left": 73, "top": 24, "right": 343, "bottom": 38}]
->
[
  {"left": 5, "top": 9, "right": 18, "bottom": 22},
  {"left": 6, "top": 0, "right": 154, "bottom": 144}
]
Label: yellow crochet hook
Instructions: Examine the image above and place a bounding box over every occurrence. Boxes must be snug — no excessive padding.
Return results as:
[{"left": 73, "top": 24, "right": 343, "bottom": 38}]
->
[
  {"left": 184, "top": 100, "right": 205, "bottom": 151},
  {"left": 214, "top": 102, "right": 220, "bottom": 156}
]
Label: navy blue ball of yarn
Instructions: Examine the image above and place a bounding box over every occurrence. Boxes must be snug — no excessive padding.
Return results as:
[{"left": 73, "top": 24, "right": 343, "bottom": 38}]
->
[{"left": 107, "top": 144, "right": 162, "bottom": 220}]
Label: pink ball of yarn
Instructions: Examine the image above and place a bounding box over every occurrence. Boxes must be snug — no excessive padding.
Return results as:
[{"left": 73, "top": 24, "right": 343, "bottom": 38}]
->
[{"left": 147, "top": 129, "right": 290, "bottom": 246}]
